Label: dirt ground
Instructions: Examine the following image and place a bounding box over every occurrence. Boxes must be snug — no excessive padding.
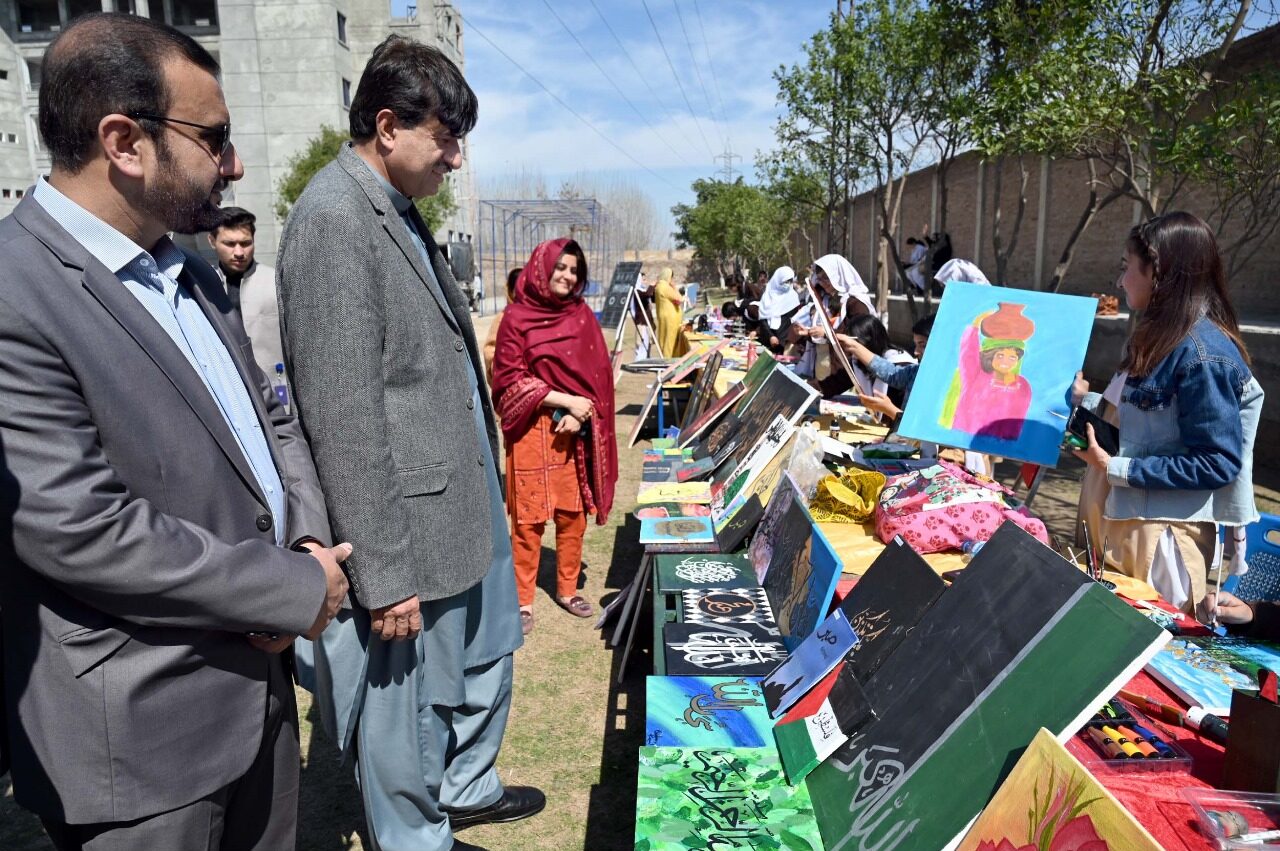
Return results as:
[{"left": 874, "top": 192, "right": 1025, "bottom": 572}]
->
[{"left": 3, "top": 315, "right": 1278, "bottom": 850}]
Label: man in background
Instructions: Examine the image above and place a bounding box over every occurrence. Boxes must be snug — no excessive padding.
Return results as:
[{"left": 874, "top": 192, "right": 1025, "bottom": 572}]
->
[{"left": 209, "top": 206, "right": 286, "bottom": 389}]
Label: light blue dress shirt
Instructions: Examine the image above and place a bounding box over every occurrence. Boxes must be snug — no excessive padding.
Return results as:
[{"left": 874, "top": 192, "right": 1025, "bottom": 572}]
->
[{"left": 31, "top": 177, "right": 286, "bottom": 544}]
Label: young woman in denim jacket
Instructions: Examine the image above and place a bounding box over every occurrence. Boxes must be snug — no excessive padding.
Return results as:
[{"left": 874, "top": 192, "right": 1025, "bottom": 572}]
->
[{"left": 1073, "top": 212, "right": 1264, "bottom": 611}]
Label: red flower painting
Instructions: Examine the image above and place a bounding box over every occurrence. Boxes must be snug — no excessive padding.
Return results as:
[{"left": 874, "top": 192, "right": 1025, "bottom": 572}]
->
[{"left": 976, "top": 766, "right": 1109, "bottom": 851}]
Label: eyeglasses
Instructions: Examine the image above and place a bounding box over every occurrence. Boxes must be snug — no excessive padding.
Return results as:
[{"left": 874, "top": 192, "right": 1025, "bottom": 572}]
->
[{"left": 131, "top": 112, "right": 233, "bottom": 158}]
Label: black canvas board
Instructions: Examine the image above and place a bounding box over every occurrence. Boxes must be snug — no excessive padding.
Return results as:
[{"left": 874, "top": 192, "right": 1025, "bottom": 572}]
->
[
  {"left": 680, "top": 587, "right": 776, "bottom": 625},
  {"left": 664, "top": 621, "right": 788, "bottom": 677},
  {"left": 714, "top": 494, "right": 763, "bottom": 555},
  {"left": 823, "top": 523, "right": 1095, "bottom": 767},
  {"left": 828, "top": 667, "right": 876, "bottom": 736},
  {"left": 599, "top": 261, "right": 644, "bottom": 330},
  {"left": 610, "top": 556, "right": 652, "bottom": 648},
  {"left": 711, "top": 368, "right": 817, "bottom": 488},
  {"left": 691, "top": 412, "right": 741, "bottom": 462},
  {"left": 760, "top": 497, "right": 816, "bottom": 631},
  {"left": 836, "top": 537, "right": 948, "bottom": 682}
]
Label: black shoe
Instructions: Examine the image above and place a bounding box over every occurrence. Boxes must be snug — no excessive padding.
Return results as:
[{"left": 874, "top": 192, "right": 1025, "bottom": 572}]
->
[
  {"left": 447, "top": 785, "right": 546, "bottom": 830},
  {"left": 451, "top": 841, "right": 490, "bottom": 851}
]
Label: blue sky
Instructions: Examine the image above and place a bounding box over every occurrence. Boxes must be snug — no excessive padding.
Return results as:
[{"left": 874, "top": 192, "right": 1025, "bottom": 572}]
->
[{"left": 436, "top": 0, "right": 836, "bottom": 244}]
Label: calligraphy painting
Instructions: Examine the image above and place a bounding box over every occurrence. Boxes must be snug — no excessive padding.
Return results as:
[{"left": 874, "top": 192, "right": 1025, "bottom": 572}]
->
[
  {"left": 762, "top": 608, "right": 859, "bottom": 719},
  {"left": 762, "top": 500, "right": 842, "bottom": 648},
  {"left": 955, "top": 728, "right": 1162, "bottom": 851},
  {"left": 711, "top": 365, "right": 818, "bottom": 488},
  {"left": 644, "top": 676, "right": 773, "bottom": 748},
  {"left": 805, "top": 523, "right": 1168, "bottom": 851},
  {"left": 681, "top": 587, "right": 776, "bottom": 626},
  {"left": 635, "top": 746, "right": 822, "bottom": 851},
  {"left": 655, "top": 553, "right": 757, "bottom": 593},
  {"left": 897, "top": 282, "right": 1097, "bottom": 466},
  {"left": 711, "top": 493, "right": 764, "bottom": 556},
  {"left": 664, "top": 621, "right": 787, "bottom": 677},
  {"left": 636, "top": 481, "right": 712, "bottom": 505}
]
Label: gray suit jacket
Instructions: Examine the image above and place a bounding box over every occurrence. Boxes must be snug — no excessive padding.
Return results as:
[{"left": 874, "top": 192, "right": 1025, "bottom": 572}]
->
[
  {"left": 277, "top": 144, "right": 498, "bottom": 608},
  {"left": 0, "top": 196, "right": 332, "bottom": 823},
  {"left": 217, "top": 259, "right": 287, "bottom": 385}
]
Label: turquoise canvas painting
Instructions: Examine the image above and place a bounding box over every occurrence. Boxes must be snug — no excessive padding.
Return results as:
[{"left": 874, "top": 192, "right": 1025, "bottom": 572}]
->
[
  {"left": 896, "top": 282, "right": 1097, "bottom": 466},
  {"left": 644, "top": 676, "right": 773, "bottom": 748}
]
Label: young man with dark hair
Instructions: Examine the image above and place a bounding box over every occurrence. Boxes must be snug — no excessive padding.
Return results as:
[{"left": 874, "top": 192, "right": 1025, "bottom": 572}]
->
[
  {"left": 0, "top": 12, "right": 350, "bottom": 850},
  {"left": 277, "top": 34, "right": 541, "bottom": 851},
  {"left": 208, "top": 206, "right": 286, "bottom": 389}
]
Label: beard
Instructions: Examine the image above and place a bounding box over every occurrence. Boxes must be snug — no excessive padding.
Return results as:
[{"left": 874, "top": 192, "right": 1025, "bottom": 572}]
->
[{"left": 142, "top": 143, "right": 226, "bottom": 235}]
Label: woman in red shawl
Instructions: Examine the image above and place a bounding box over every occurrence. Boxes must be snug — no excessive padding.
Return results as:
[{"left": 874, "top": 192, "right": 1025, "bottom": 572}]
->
[{"left": 492, "top": 238, "right": 617, "bottom": 635}]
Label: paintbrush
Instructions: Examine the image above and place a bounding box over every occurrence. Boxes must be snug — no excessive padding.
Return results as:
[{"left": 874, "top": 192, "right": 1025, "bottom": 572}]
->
[
  {"left": 1082, "top": 521, "right": 1097, "bottom": 581},
  {"left": 1100, "top": 536, "right": 1109, "bottom": 582}
]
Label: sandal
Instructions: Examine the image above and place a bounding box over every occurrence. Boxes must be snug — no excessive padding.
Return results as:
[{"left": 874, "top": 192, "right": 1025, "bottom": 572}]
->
[
  {"left": 520, "top": 609, "right": 534, "bottom": 635},
  {"left": 557, "top": 595, "right": 594, "bottom": 618}
]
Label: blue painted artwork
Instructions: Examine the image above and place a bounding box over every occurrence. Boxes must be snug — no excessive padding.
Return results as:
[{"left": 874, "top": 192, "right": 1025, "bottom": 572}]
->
[
  {"left": 644, "top": 676, "right": 773, "bottom": 748},
  {"left": 1144, "top": 636, "right": 1258, "bottom": 715},
  {"left": 761, "top": 608, "right": 859, "bottom": 719},
  {"left": 639, "top": 515, "right": 714, "bottom": 546},
  {"left": 897, "top": 282, "right": 1097, "bottom": 466},
  {"left": 762, "top": 498, "right": 845, "bottom": 651}
]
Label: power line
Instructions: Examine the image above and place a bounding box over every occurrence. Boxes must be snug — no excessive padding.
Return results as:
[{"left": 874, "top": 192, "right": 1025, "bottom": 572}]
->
[
  {"left": 585, "top": 0, "right": 706, "bottom": 159},
  {"left": 671, "top": 0, "right": 725, "bottom": 149},
  {"left": 639, "top": 0, "right": 717, "bottom": 159},
  {"left": 539, "top": 0, "right": 693, "bottom": 168},
  {"left": 692, "top": 0, "right": 731, "bottom": 148},
  {"left": 455, "top": 9, "right": 684, "bottom": 192}
]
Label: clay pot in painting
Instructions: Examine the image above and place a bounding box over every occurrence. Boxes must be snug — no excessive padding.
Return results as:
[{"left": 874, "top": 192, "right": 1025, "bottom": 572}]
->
[{"left": 980, "top": 302, "right": 1035, "bottom": 342}]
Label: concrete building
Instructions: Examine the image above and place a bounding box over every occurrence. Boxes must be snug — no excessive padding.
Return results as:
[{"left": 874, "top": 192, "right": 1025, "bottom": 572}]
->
[{"left": 0, "top": 0, "right": 478, "bottom": 265}]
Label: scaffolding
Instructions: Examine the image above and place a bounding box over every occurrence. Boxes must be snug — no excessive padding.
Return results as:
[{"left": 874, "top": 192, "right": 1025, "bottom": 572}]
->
[{"left": 476, "top": 198, "right": 620, "bottom": 316}]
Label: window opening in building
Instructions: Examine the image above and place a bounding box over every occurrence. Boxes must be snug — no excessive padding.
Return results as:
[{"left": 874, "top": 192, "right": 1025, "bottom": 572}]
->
[
  {"left": 171, "top": 0, "right": 218, "bottom": 29},
  {"left": 0, "top": 70, "right": 8, "bottom": 80},
  {"left": 337, "top": 11, "right": 347, "bottom": 45},
  {"left": 15, "top": 189, "right": 24, "bottom": 198},
  {"left": 342, "top": 78, "right": 352, "bottom": 108},
  {"left": 17, "top": 0, "right": 61, "bottom": 34},
  {"left": 67, "top": 0, "right": 101, "bottom": 23},
  {"left": 2, "top": 190, "right": 11, "bottom": 199}
]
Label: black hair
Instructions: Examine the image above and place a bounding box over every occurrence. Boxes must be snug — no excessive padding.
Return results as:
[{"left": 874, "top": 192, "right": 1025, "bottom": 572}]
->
[
  {"left": 979, "top": 346, "right": 1025, "bottom": 373},
  {"left": 911, "top": 313, "right": 935, "bottom": 337},
  {"left": 214, "top": 206, "right": 256, "bottom": 235},
  {"left": 721, "top": 300, "right": 742, "bottom": 319},
  {"left": 841, "top": 314, "right": 892, "bottom": 355},
  {"left": 350, "top": 35, "right": 478, "bottom": 142},
  {"left": 506, "top": 266, "right": 523, "bottom": 302},
  {"left": 39, "top": 12, "right": 220, "bottom": 173}
]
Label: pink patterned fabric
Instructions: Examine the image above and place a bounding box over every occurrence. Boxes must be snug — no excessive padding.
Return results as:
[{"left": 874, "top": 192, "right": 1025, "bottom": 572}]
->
[{"left": 873, "top": 461, "right": 1049, "bottom": 553}]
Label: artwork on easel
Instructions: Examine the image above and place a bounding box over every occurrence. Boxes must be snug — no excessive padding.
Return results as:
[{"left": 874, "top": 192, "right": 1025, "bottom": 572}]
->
[
  {"left": 762, "top": 608, "right": 859, "bottom": 719},
  {"left": 635, "top": 747, "right": 823, "bottom": 850},
  {"left": 680, "top": 587, "right": 775, "bottom": 626},
  {"left": 897, "top": 282, "right": 1098, "bottom": 466},
  {"left": 679, "top": 350, "right": 723, "bottom": 431},
  {"left": 805, "top": 523, "right": 1169, "bottom": 851},
  {"left": 712, "top": 365, "right": 817, "bottom": 488},
  {"left": 664, "top": 621, "right": 787, "bottom": 677},
  {"left": 627, "top": 344, "right": 726, "bottom": 447},
  {"left": 955, "top": 728, "right": 1162, "bottom": 851},
  {"left": 643, "top": 676, "right": 773, "bottom": 748}
]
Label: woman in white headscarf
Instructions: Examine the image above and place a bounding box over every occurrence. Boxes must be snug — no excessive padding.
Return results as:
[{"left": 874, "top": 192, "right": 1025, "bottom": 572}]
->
[
  {"left": 756, "top": 265, "right": 801, "bottom": 352},
  {"left": 933, "top": 258, "right": 991, "bottom": 288},
  {"left": 790, "top": 254, "right": 876, "bottom": 377}
]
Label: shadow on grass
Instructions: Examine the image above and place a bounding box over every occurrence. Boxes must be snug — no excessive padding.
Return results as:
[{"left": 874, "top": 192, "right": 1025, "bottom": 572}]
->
[
  {"left": 0, "top": 775, "right": 52, "bottom": 851},
  {"left": 297, "top": 701, "right": 371, "bottom": 851}
]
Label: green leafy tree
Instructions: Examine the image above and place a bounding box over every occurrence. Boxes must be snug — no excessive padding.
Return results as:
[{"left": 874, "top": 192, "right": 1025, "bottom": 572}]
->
[
  {"left": 273, "top": 125, "right": 457, "bottom": 231},
  {"left": 672, "top": 178, "right": 789, "bottom": 280}
]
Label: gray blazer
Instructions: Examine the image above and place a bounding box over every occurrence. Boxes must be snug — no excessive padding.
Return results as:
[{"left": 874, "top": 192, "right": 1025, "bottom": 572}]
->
[
  {"left": 0, "top": 196, "right": 332, "bottom": 824},
  {"left": 277, "top": 144, "right": 498, "bottom": 608}
]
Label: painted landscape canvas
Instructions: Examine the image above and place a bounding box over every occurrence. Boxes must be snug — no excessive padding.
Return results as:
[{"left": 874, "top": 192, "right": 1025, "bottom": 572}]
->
[
  {"left": 644, "top": 676, "right": 772, "bottom": 748},
  {"left": 956, "top": 728, "right": 1162, "bottom": 851},
  {"left": 897, "top": 282, "right": 1097, "bottom": 466},
  {"left": 1144, "top": 636, "right": 1260, "bottom": 715},
  {"left": 655, "top": 553, "right": 757, "bottom": 593},
  {"left": 635, "top": 747, "right": 822, "bottom": 851},
  {"left": 805, "top": 522, "right": 1168, "bottom": 851}
]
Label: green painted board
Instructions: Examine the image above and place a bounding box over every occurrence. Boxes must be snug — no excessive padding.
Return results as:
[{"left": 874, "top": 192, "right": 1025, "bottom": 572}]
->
[{"left": 654, "top": 553, "right": 757, "bottom": 593}]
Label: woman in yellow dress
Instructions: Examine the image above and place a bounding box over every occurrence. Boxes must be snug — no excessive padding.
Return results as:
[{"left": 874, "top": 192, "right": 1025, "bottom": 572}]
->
[{"left": 654, "top": 267, "right": 684, "bottom": 356}]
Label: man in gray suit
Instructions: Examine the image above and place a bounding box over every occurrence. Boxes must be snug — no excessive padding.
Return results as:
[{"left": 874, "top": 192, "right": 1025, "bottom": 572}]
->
[
  {"left": 277, "top": 36, "right": 540, "bottom": 851},
  {"left": 0, "top": 14, "right": 350, "bottom": 850}
]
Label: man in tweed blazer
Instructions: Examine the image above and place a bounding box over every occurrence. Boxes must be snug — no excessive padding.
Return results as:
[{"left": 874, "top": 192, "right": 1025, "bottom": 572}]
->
[{"left": 277, "top": 36, "right": 542, "bottom": 851}]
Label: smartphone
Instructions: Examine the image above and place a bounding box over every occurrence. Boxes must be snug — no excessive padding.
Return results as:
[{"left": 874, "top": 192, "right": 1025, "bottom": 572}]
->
[{"left": 1066, "top": 406, "right": 1120, "bottom": 455}]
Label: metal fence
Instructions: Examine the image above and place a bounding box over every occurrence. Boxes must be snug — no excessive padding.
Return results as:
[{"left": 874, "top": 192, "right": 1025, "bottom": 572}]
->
[{"left": 475, "top": 198, "right": 621, "bottom": 316}]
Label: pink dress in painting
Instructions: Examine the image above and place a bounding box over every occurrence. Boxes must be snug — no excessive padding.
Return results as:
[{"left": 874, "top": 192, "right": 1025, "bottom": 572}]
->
[{"left": 947, "top": 325, "right": 1032, "bottom": 441}]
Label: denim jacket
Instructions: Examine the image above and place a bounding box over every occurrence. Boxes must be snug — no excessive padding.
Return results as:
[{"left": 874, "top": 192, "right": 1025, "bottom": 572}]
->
[{"left": 1093, "top": 317, "right": 1263, "bottom": 526}]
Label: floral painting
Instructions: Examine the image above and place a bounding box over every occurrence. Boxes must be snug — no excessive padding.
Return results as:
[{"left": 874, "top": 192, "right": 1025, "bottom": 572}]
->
[{"left": 956, "top": 729, "right": 1161, "bottom": 851}]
